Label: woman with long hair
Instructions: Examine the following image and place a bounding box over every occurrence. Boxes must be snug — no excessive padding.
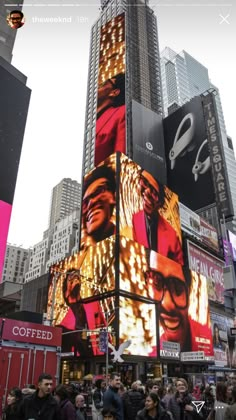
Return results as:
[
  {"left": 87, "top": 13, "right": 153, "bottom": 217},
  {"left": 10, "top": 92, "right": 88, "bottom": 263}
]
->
[{"left": 3, "top": 387, "right": 22, "bottom": 420}]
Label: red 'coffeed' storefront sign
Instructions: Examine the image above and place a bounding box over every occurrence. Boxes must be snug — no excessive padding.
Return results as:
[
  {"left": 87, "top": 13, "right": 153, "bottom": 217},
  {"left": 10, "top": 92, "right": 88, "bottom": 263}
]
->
[{"left": 0, "top": 318, "right": 62, "bottom": 347}]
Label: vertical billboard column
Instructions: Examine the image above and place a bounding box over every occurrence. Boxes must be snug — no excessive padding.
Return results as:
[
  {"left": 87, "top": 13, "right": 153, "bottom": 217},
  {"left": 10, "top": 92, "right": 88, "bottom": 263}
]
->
[
  {"left": 202, "top": 92, "right": 233, "bottom": 219},
  {"left": 95, "top": 13, "right": 126, "bottom": 166}
]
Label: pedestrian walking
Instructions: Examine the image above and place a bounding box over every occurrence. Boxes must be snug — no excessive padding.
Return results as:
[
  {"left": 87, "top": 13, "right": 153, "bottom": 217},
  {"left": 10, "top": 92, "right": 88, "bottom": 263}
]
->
[
  {"left": 103, "top": 373, "right": 123, "bottom": 420},
  {"left": 3, "top": 387, "right": 22, "bottom": 420},
  {"left": 136, "top": 392, "right": 173, "bottom": 420},
  {"left": 54, "top": 384, "right": 76, "bottom": 420}
]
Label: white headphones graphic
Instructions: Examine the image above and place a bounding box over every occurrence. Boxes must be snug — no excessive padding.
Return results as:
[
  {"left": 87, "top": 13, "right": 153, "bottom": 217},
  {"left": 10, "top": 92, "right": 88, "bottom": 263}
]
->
[
  {"left": 169, "top": 112, "right": 210, "bottom": 181},
  {"left": 169, "top": 113, "right": 195, "bottom": 170},
  {"left": 192, "top": 139, "right": 210, "bottom": 182}
]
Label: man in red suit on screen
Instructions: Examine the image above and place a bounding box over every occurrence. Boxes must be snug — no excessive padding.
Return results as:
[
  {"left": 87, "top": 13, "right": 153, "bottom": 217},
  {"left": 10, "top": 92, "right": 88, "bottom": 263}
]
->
[
  {"left": 132, "top": 170, "right": 184, "bottom": 265},
  {"left": 95, "top": 73, "right": 126, "bottom": 166}
]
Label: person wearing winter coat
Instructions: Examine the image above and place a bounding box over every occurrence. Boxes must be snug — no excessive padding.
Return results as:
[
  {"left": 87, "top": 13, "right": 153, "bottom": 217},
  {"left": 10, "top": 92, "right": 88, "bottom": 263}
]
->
[
  {"left": 54, "top": 385, "right": 76, "bottom": 420},
  {"left": 136, "top": 393, "right": 173, "bottom": 420},
  {"left": 167, "top": 378, "right": 203, "bottom": 420}
]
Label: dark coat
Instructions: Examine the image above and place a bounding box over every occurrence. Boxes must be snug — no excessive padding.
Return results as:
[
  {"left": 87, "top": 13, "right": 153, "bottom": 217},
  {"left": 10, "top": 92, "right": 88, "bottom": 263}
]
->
[
  {"left": 122, "top": 389, "right": 145, "bottom": 420},
  {"left": 18, "top": 390, "right": 61, "bottom": 420},
  {"left": 60, "top": 399, "right": 76, "bottom": 420},
  {"left": 136, "top": 404, "right": 173, "bottom": 420},
  {"left": 103, "top": 386, "right": 124, "bottom": 420},
  {"left": 3, "top": 404, "right": 21, "bottom": 420}
]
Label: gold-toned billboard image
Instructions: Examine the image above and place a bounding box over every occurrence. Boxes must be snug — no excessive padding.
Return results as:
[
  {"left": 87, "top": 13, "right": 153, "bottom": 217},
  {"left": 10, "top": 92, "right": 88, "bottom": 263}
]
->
[
  {"left": 119, "top": 296, "right": 157, "bottom": 357},
  {"left": 95, "top": 13, "right": 126, "bottom": 166},
  {"left": 119, "top": 154, "right": 183, "bottom": 265},
  {"left": 47, "top": 236, "right": 116, "bottom": 332},
  {"left": 80, "top": 154, "right": 116, "bottom": 250}
]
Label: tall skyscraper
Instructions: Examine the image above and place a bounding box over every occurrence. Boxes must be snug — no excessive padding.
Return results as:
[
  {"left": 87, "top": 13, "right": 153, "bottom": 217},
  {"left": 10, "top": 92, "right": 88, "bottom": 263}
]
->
[
  {"left": 161, "top": 47, "right": 236, "bottom": 231},
  {"left": 48, "top": 178, "right": 81, "bottom": 229},
  {"left": 82, "top": 0, "right": 163, "bottom": 176}
]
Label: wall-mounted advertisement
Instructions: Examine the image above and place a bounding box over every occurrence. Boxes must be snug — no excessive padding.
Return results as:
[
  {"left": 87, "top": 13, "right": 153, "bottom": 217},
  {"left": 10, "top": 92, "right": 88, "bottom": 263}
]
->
[
  {"left": 119, "top": 296, "right": 157, "bottom": 357},
  {"left": 210, "top": 312, "right": 230, "bottom": 367},
  {"left": 119, "top": 154, "right": 183, "bottom": 265},
  {"left": 228, "top": 230, "right": 236, "bottom": 261},
  {"left": 80, "top": 154, "right": 116, "bottom": 250},
  {"left": 164, "top": 96, "right": 215, "bottom": 211},
  {"left": 131, "top": 100, "right": 166, "bottom": 185},
  {"left": 119, "top": 238, "right": 213, "bottom": 359},
  {"left": 187, "top": 241, "right": 224, "bottom": 304},
  {"left": 95, "top": 13, "right": 126, "bottom": 166},
  {"left": 47, "top": 237, "right": 116, "bottom": 356},
  {"left": 179, "top": 203, "right": 219, "bottom": 252},
  {"left": 159, "top": 266, "right": 213, "bottom": 359}
]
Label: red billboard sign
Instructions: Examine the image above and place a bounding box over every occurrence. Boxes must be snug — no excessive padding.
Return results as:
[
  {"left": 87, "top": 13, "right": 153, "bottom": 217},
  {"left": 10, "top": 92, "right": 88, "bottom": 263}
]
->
[
  {"left": 187, "top": 241, "right": 224, "bottom": 304},
  {"left": 0, "top": 318, "right": 62, "bottom": 347}
]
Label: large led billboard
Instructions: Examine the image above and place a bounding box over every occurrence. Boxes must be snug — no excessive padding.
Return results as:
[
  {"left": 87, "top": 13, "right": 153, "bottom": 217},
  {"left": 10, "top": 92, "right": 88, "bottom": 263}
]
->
[
  {"left": 95, "top": 13, "right": 126, "bottom": 166},
  {"left": 119, "top": 237, "right": 213, "bottom": 359},
  {"left": 80, "top": 153, "right": 183, "bottom": 265},
  {"left": 187, "top": 241, "right": 224, "bottom": 304},
  {"left": 119, "top": 154, "right": 183, "bottom": 265},
  {"left": 80, "top": 154, "right": 116, "bottom": 250},
  {"left": 164, "top": 96, "right": 214, "bottom": 211},
  {"left": 0, "top": 63, "right": 31, "bottom": 281}
]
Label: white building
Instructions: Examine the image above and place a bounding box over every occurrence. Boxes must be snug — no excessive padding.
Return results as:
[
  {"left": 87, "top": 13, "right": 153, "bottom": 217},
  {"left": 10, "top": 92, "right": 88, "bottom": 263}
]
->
[
  {"left": 25, "top": 238, "right": 50, "bottom": 282},
  {"left": 161, "top": 47, "right": 236, "bottom": 231},
  {"left": 1, "top": 244, "right": 29, "bottom": 283}
]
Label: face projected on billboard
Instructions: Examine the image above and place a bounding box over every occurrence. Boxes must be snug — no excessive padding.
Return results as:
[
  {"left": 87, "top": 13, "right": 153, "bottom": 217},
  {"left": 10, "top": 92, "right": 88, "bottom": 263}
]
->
[
  {"left": 119, "top": 155, "right": 183, "bottom": 265},
  {"left": 47, "top": 237, "right": 115, "bottom": 336},
  {"left": 146, "top": 251, "right": 189, "bottom": 350},
  {"left": 95, "top": 13, "right": 126, "bottom": 166},
  {"left": 80, "top": 159, "right": 116, "bottom": 249}
]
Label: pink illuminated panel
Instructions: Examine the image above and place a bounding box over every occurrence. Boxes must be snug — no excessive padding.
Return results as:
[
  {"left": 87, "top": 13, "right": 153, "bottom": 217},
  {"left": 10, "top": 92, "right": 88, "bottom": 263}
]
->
[{"left": 0, "top": 200, "right": 12, "bottom": 282}]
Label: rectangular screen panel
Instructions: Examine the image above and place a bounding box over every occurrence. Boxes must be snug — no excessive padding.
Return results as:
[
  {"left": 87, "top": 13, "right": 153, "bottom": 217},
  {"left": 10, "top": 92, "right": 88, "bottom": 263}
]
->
[
  {"left": 119, "top": 154, "right": 183, "bottom": 265},
  {"left": 0, "top": 200, "right": 12, "bottom": 279},
  {"left": 95, "top": 13, "right": 126, "bottom": 166}
]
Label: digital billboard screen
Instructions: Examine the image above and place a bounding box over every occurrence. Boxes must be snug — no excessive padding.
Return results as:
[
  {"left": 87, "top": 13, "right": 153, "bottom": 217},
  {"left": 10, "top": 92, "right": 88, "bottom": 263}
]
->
[
  {"left": 119, "top": 154, "right": 183, "bottom": 265},
  {"left": 95, "top": 13, "right": 126, "bottom": 166},
  {"left": 164, "top": 96, "right": 215, "bottom": 211},
  {"left": 47, "top": 236, "right": 116, "bottom": 336},
  {"left": 119, "top": 237, "right": 213, "bottom": 359},
  {"left": 187, "top": 241, "right": 224, "bottom": 304},
  {"left": 80, "top": 154, "right": 116, "bottom": 250},
  {"left": 119, "top": 296, "right": 157, "bottom": 357}
]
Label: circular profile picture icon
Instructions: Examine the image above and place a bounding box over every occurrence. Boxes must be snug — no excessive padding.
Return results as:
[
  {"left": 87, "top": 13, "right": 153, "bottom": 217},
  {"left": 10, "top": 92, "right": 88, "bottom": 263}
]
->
[{"left": 7, "top": 10, "right": 25, "bottom": 29}]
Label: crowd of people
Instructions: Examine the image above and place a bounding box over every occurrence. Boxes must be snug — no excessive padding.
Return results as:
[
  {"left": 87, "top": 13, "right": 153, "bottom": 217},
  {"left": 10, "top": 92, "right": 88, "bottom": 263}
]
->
[{"left": 3, "top": 372, "right": 236, "bottom": 420}]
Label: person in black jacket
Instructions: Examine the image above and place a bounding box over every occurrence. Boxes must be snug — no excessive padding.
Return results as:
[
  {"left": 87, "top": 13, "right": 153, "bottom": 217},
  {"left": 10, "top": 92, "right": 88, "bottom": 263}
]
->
[
  {"left": 3, "top": 387, "right": 22, "bottom": 420},
  {"left": 122, "top": 381, "right": 145, "bottom": 420},
  {"left": 136, "top": 392, "right": 173, "bottom": 420},
  {"left": 103, "top": 373, "right": 123, "bottom": 420},
  {"left": 18, "top": 373, "right": 61, "bottom": 420}
]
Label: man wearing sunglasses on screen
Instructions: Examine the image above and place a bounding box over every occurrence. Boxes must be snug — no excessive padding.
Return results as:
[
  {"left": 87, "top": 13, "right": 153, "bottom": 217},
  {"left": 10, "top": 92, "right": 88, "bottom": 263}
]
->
[
  {"left": 146, "top": 251, "right": 190, "bottom": 351},
  {"left": 95, "top": 73, "right": 126, "bottom": 166},
  {"left": 81, "top": 165, "right": 116, "bottom": 248},
  {"left": 132, "top": 170, "right": 184, "bottom": 265}
]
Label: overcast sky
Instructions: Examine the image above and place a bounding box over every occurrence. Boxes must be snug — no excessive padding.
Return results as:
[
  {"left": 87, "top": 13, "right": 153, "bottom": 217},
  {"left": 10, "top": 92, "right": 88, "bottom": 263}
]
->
[{"left": 7, "top": 0, "right": 235, "bottom": 248}]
